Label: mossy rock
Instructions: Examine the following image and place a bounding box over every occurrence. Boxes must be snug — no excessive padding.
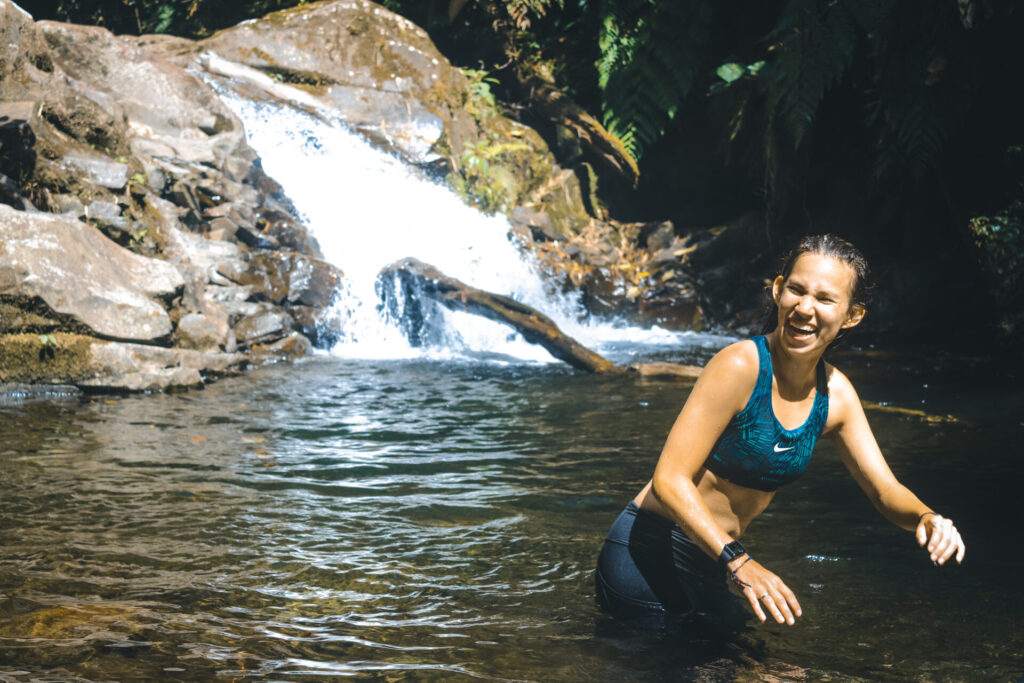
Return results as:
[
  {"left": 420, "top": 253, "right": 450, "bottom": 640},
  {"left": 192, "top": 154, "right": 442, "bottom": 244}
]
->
[{"left": 0, "top": 333, "right": 95, "bottom": 384}]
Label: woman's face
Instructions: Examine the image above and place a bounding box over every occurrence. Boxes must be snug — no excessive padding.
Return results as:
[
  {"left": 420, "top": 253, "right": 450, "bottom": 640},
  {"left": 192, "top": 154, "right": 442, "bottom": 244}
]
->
[{"left": 772, "top": 252, "right": 865, "bottom": 354}]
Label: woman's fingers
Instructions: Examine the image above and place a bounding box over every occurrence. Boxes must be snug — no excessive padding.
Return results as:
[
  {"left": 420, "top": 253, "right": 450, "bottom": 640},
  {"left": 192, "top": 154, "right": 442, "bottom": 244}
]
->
[
  {"left": 734, "top": 561, "right": 800, "bottom": 625},
  {"left": 765, "top": 591, "right": 795, "bottom": 625},
  {"left": 929, "top": 518, "right": 953, "bottom": 562},
  {"left": 939, "top": 527, "right": 965, "bottom": 565},
  {"left": 916, "top": 521, "right": 928, "bottom": 546},
  {"left": 745, "top": 588, "right": 768, "bottom": 623},
  {"left": 921, "top": 516, "right": 966, "bottom": 565},
  {"left": 778, "top": 582, "right": 803, "bottom": 619}
]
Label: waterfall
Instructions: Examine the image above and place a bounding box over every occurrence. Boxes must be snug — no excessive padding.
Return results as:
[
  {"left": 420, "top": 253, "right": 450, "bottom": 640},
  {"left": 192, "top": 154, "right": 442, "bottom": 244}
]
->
[{"left": 212, "top": 89, "right": 718, "bottom": 364}]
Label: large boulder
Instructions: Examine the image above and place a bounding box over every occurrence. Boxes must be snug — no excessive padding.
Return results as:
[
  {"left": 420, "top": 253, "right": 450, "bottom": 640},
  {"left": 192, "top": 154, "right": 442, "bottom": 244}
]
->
[
  {"left": 0, "top": 1, "right": 53, "bottom": 101},
  {"left": 0, "top": 204, "right": 183, "bottom": 341},
  {"left": 190, "top": 1, "right": 464, "bottom": 165},
  {"left": 35, "top": 19, "right": 249, "bottom": 173}
]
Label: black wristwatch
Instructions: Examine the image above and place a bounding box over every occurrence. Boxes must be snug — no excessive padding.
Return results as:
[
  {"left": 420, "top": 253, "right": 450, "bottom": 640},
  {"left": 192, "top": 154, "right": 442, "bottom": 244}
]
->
[{"left": 719, "top": 540, "right": 748, "bottom": 567}]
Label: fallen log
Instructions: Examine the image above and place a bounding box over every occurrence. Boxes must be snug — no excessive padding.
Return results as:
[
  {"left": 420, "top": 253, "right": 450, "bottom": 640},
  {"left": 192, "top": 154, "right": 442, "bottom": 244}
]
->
[
  {"left": 629, "top": 361, "right": 703, "bottom": 381},
  {"left": 378, "top": 258, "right": 626, "bottom": 374}
]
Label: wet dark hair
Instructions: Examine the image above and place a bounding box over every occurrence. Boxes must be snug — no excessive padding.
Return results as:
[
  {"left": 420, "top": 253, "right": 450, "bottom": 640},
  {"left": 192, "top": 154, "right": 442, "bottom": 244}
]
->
[{"left": 760, "top": 234, "right": 872, "bottom": 335}]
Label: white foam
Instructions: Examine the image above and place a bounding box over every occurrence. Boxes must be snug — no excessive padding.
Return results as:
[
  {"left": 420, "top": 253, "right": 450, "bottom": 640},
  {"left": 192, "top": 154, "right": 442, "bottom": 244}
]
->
[{"left": 212, "top": 90, "right": 716, "bottom": 362}]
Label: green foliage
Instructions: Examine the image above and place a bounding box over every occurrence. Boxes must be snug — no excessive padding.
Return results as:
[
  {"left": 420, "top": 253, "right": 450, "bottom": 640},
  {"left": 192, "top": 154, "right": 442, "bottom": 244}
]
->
[
  {"left": 595, "top": 0, "right": 713, "bottom": 160},
  {"left": 503, "top": 0, "right": 564, "bottom": 29},
  {"left": 460, "top": 67, "right": 501, "bottom": 118},
  {"left": 38, "top": 333, "right": 58, "bottom": 361},
  {"left": 762, "top": 0, "right": 860, "bottom": 153},
  {"left": 450, "top": 137, "right": 531, "bottom": 215},
  {"left": 969, "top": 202, "right": 1024, "bottom": 304}
]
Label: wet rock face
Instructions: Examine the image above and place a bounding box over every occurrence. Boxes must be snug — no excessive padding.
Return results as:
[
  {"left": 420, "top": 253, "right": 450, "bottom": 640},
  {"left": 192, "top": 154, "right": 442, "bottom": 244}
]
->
[{"left": 0, "top": 2, "right": 345, "bottom": 391}]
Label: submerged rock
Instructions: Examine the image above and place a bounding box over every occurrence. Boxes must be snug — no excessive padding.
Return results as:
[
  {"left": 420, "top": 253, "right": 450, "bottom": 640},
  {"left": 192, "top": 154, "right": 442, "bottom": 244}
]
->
[{"left": 0, "top": 382, "right": 81, "bottom": 404}]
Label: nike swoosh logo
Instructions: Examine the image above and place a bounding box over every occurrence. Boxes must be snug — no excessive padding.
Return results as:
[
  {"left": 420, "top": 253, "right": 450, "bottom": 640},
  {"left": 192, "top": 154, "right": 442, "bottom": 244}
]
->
[{"left": 773, "top": 443, "right": 795, "bottom": 453}]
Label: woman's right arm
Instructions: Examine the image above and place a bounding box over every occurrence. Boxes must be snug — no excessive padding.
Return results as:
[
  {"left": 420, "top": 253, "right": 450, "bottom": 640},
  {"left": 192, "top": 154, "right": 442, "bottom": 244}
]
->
[{"left": 649, "top": 342, "right": 802, "bottom": 625}]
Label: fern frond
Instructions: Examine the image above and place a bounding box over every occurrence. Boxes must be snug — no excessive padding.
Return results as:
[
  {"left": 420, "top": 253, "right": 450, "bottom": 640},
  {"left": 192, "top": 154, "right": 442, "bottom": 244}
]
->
[
  {"left": 596, "top": 0, "right": 713, "bottom": 160},
  {"left": 860, "top": 1, "right": 976, "bottom": 179},
  {"left": 763, "top": 0, "right": 861, "bottom": 154}
]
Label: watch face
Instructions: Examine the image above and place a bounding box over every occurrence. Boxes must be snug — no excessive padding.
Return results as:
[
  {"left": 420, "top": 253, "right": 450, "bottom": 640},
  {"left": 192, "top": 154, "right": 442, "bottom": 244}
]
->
[{"left": 721, "top": 541, "right": 747, "bottom": 564}]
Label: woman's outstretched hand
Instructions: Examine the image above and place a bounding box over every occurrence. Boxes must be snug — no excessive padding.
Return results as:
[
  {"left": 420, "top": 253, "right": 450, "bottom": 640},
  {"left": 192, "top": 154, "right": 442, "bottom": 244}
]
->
[
  {"left": 916, "top": 513, "right": 966, "bottom": 565},
  {"left": 728, "top": 556, "right": 802, "bottom": 625}
]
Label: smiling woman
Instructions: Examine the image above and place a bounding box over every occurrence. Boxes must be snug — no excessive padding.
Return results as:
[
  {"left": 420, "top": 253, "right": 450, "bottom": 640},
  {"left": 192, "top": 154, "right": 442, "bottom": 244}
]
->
[{"left": 594, "top": 234, "right": 966, "bottom": 629}]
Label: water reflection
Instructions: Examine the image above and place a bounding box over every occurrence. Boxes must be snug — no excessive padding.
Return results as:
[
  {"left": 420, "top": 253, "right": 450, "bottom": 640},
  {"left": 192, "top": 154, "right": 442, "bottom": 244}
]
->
[{"left": 0, "top": 355, "right": 1022, "bottom": 680}]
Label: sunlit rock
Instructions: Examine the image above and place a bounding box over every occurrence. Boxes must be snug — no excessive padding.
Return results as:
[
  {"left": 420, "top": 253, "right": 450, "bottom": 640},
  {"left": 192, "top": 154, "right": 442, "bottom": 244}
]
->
[
  {"left": 0, "top": 204, "right": 183, "bottom": 341},
  {"left": 175, "top": 312, "right": 229, "bottom": 351},
  {"left": 232, "top": 306, "right": 294, "bottom": 346},
  {"left": 249, "top": 330, "right": 312, "bottom": 365},
  {"left": 189, "top": 1, "right": 457, "bottom": 165},
  {"left": 36, "top": 20, "right": 248, "bottom": 171},
  {"left": 84, "top": 340, "right": 244, "bottom": 391}
]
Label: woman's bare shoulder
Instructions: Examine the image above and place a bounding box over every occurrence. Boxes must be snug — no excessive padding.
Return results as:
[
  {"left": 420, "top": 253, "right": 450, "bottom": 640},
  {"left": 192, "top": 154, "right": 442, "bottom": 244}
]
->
[
  {"left": 705, "top": 338, "right": 760, "bottom": 376},
  {"left": 823, "top": 362, "right": 863, "bottom": 426},
  {"left": 697, "top": 339, "right": 761, "bottom": 406}
]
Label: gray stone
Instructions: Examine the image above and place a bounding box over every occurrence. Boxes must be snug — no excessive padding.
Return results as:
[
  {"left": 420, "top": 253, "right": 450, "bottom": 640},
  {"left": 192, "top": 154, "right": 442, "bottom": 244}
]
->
[
  {"left": 0, "top": 204, "right": 183, "bottom": 341},
  {"left": 203, "top": 284, "right": 263, "bottom": 318},
  {"left": 53, "top": 193, "right": 85, "bottom": 217},
  {"left": 175, "top": 312, "right": 227, "bottom": 350},
  {"left": 61, "top": 152, "right": 128, "bottom": 190},
  {"left": 36, "top": 20, "right": 249, "bottom": 166},
  {"left": 192, "top": 2, "right": 459, "bottom": 164},
  {"left": 0, "top": 383, "right": 81, "bottom": 404},
  {"left": 233, "top": 308, "right": 293, "bottom": 345},
  {"left": 83, "top": 340, "right": 245, "bottom": 391},
  {"left": 85, "top": 199, "right": 122, "bottom": 222},
  {"left": 249, "top": 331, "right": 313, "bottom": 365}
]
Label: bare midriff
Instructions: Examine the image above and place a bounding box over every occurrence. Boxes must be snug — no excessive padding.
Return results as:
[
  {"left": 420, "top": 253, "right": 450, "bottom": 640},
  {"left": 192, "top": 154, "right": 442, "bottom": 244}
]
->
[{"left": 632, "top": 468, "right": 775, "bottom": 541}]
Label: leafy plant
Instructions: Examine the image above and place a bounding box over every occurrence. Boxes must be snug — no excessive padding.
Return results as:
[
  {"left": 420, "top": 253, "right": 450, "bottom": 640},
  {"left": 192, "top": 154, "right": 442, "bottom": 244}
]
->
[
  {"left": 450, "top": 137, "right": 531, "bottom": 214},
  {"left": 460, "top": 66, "right": 501, "bottom": 118},
  {"left": 38, "top": 333, "right": 58, "bottom": 361},
  {"left": 595, "top": 0, "right": 714, "bottom": 161}
]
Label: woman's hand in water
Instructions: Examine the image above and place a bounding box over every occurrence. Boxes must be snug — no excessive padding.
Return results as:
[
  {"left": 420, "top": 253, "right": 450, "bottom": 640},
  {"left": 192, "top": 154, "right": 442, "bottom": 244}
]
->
[
  {"left": 916, "top": 513, "right": 965, "bottom": 565},
  {"left": 728, "top": 556, "right": 802, "bottom": 625}
]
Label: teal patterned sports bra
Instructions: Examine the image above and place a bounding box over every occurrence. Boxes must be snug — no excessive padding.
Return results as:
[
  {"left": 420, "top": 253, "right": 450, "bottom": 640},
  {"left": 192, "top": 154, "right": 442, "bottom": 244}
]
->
[{"left": 703, "top": 335, "right": 829, "bottom": 492}]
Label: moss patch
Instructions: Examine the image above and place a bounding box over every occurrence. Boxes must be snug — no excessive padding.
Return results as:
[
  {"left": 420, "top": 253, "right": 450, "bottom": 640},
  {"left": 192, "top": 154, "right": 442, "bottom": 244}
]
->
[{"left": 0, "top": 333, "right": 96, "bottom": 384}]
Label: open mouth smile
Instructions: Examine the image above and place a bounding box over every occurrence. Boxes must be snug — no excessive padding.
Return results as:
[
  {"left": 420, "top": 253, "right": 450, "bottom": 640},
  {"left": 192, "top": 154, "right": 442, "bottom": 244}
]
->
[{"left": 786, "top": 322, "right": 817, "bottom": 340}]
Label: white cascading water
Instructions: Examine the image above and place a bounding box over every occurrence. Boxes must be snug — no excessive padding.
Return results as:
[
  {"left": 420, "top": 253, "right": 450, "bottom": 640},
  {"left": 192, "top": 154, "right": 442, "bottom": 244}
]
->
[{"left": 210, "top": 81, "right": 713, "bottom": 364}]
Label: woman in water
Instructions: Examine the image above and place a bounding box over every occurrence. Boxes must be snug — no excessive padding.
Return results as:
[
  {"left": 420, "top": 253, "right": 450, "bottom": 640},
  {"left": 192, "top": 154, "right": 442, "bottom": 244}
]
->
[{"left": 595, "top": 235, "right": 966, "bottom": 626}]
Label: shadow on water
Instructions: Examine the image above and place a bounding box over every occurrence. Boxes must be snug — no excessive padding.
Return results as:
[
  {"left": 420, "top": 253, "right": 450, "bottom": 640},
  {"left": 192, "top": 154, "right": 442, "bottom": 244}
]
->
[{"left": 0, "top": 350, "right": 1022, "bottom": 681}]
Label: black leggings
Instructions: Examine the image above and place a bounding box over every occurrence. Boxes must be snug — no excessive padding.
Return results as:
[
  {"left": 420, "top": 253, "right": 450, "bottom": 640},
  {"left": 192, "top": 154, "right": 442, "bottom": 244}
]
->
[{"left": 595, "top": 502, "right": 746, "bottom": 623}]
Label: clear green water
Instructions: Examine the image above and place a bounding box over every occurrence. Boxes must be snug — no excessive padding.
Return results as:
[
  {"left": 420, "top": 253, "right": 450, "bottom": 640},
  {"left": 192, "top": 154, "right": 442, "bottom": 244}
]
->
[{"left": 1, "top": 350, "right": 1021, "bottom": 681}]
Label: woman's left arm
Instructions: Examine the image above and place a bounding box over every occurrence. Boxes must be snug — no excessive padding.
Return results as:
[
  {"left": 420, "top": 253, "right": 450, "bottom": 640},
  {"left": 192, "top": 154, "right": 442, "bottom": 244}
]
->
[{"left": 827, "top": 370, "right": 966, "bottom": 566}]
